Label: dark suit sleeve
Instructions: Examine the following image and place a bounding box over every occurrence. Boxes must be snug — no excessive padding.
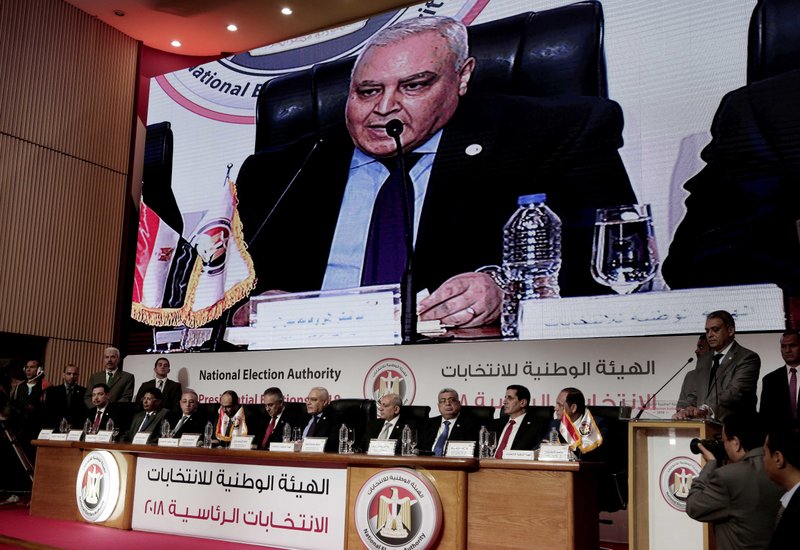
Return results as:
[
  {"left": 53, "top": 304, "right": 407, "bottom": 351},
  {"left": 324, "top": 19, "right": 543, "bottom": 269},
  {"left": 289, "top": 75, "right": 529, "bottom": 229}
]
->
[
  {"left": 718, "top": 349, "right": 760, "bottom": 414},
  {"left": 120, "top": 373, "right": 135, "bottom": 402}
]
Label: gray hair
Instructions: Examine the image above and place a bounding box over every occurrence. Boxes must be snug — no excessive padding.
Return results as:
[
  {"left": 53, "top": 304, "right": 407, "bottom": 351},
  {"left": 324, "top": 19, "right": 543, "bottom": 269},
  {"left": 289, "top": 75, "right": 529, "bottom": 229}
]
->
[
  {"left": 381, "top": 393, "right": 403, "bottom": 408},
  {"left": 353, "top": 16, "right": 469, "bottom": 74}
]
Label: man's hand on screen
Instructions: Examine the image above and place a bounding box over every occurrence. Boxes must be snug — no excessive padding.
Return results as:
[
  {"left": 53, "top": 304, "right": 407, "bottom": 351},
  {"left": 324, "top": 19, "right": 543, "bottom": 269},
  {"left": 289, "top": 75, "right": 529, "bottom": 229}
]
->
[{"left": 418, "top": 272, "right": 502, "bottom": 328}]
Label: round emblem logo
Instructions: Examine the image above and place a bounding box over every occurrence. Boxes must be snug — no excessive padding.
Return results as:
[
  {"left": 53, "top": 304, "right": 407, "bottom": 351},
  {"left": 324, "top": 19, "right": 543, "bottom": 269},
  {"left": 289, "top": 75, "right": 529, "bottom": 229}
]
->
[
  {"left": 364, "top": 358, "right": 417, "bottom": 404},
  {"left": 659, "top": 456, "right": 701, "bottom": 511},
  {"left": 354, "top": 468, "right": 443, "bottom": 549},
  {"left": 75, "top": 450, "right": 122, "bottom": 523}
]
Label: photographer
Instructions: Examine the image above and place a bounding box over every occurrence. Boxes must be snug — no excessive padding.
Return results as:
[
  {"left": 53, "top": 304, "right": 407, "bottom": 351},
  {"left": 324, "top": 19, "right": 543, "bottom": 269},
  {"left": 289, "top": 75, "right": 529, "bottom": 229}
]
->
[{"left": 686, "top": 413, "right": 782, "bottom": 550}]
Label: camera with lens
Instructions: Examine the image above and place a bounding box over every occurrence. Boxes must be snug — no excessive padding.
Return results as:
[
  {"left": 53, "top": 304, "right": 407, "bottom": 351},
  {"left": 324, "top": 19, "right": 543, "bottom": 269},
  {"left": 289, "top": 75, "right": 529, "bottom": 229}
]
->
[{"left": 690, "top": 435, "right": 726, "bottom": 462}]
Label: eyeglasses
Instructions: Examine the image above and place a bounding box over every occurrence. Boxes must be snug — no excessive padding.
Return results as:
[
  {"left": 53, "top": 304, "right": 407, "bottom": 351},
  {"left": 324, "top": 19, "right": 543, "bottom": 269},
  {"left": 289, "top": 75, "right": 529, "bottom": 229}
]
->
[{"left": 438, "top": 397, "right": 458, "bottom": 404}]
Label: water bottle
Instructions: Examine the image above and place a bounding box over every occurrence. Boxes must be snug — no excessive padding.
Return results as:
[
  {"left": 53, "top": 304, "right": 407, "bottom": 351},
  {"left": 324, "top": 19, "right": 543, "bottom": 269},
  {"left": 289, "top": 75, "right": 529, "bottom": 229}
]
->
[
  {"left": 204, "top": 421, "right": 214, "bottom": 448},
  {"left": 478, "top": 425, "right": 489, "bottom": 458},
  {"left": 501, "top": 193, "right": 562, "bottom": 337},
  {"left": 59, "top": 418, "right": 70, "bottom": 434},
  {"left": 549, "top": 426, "right": 559, "bottom": 444},
  {"left": 282, "top": 422, "right": 292, "bottom": 443},
  {"left": 338, "top": 424, "right": 349, "bottom": 454},
  {"left": 401, "top": 424, "right": 412, "bottom": 456},
  {"left": 83, "top": 418, "right": 92, "bottom": 436}
]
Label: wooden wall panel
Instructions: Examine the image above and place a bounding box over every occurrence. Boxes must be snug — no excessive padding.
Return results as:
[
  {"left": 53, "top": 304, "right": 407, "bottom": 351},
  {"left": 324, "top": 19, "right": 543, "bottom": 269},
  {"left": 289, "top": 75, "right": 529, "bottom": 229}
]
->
[{"left": 44, "top": 339, "right": 108, "bottom": 388}]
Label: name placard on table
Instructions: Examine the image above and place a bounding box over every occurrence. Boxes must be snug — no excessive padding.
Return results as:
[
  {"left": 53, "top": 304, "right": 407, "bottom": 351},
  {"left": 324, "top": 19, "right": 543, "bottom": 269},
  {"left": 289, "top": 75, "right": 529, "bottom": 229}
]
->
[
  {"left": 502, "top": 450, "right": 536, "bottom": 460},
  {"left": 158, "top": 437, "right": 180, "bottom": 447},
  {"left": 445, "top": 441, "right": 476, "bottom": 457},
  {"left": 367, "top": 439, "right": 397, "bottom": 456},
  {"left": 269, "top": 442, "right": 296, "bottom": 453},
  {"left": 230, "top": 435, "right": 254, "bottom": 450},
  {"left": 301, "top": 437, "right": 327, "bottom": 453}
]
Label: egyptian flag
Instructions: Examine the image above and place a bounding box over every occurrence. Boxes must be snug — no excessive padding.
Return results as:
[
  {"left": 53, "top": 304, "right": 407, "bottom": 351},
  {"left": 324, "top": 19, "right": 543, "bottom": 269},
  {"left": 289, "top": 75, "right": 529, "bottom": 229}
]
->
[
  {"left": 560, "top": 409, "right": 604, "bottom": 453},
  {"left": 559, "top": 411, "right": 582, "bottom": 451}
]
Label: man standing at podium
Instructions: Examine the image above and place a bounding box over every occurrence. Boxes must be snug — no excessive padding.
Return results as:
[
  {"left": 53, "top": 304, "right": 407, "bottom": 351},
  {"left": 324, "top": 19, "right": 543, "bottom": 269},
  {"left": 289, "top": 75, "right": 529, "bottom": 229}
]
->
[{"left": 673, "top": 310, "right": 760, "bottom": 420}]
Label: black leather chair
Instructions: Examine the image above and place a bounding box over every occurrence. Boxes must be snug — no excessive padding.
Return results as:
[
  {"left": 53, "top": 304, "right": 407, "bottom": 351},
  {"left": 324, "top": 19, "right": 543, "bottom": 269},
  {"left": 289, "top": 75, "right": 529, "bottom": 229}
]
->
[
  {"left": 400, "top": 405, "right": 431, "bottom": 426},
  {"left": 328, "top": 398, "right": 376, "bottom": 437},
  {"left": 589, "top": 405, "right": 631, "bottom": 513},
  {"left": 254, "top": 1, "right": 608, "bottom": 152},
  {"left": 747, "top": 0, "right": 800, "bottom": 84},
  {"left": 460, "top": 405, "right": 496, "bottom": 426}
]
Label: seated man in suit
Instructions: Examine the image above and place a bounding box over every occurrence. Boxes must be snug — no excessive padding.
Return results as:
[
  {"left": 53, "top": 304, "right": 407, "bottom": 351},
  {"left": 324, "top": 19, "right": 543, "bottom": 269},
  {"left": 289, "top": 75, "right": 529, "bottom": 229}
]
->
[
  {"left": 764, "top": 421, "right": 800, "bottom": 550},
  {"left": 550, "top": 387, "right": 606, "bottom": 460},
  {"left": 361, "top": 393, "right": 416, "bottom": 453},
  {"left": 215, "top": 390, "right": 251, "bottom": 446},
  {"left": 43, "top": 363, "right": 86, "bottom": 430},
  {"left": 123, "top": 388, "right": 169, "bottom": 444},
  {"left": 663, "top": 68, "right": 800, "bottom": 302},
  {"left": 85, "top": 383, "right": 123, "bottom": 434},
  {"left": 135, "top": 357, "right": 182, "bottom": 412},
  {"left": 236, "top": 16, "right": 635, "bottom": 329},
  {"left": 302, "top": 387, "right": 342, "bottom": 452},
  {"left": 760, "top": 331, "right": 800, "bottom": 427},
  {"left": 169, "top": 389, "right": 208, "bottom": 438},
  {"left": 254, "top": 387, "right": 304, "bottom": 450},
  {"left": 84, "top": 347, "right": 135, "bottom": 407},
  {"left": 420, "top": 387, "right": 479, "bottom": 456},
  {"left": 492, "top": 385, "right": 545, "bottom": 457},
  {"left": 673, "top": 310, "right": 760, "bottom": 421},
  {"left": 686, "top": 413, "right": 782, "bottom": 550}
]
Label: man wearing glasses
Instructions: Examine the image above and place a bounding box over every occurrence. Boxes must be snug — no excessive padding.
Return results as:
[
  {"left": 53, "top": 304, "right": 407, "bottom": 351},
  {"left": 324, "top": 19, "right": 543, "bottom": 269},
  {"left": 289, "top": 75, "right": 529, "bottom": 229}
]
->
[{"left": 420, "top": 388, "right": 479, "bottom": 456}]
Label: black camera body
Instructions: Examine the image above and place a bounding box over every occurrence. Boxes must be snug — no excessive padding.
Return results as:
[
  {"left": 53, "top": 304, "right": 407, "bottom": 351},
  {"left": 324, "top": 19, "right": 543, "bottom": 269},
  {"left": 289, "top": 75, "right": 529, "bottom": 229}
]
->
[{"left": 690, "top": 435, "right": 726, "bottom": 462}]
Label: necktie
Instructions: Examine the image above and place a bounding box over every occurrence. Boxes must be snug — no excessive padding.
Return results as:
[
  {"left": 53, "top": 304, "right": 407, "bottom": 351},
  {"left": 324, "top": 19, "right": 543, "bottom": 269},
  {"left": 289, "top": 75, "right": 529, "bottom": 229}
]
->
[
  {"left": 107, "top": 371, "right": 114, "bottom": 385},
  {"left": 433, "top": 420, "right": 451, "bottom": 456},
  {"left": 790, "top": 368, "right": 798, "bottom": 418},
  {"left": 66, "top": 385, "right": 72, "bottom": 407},
  {"left": 709, "top": 353, "right": 723, "bottom": 392},
  {"left": 92, "top": 410, "right": 103, "bottom": 432},
  {"left": 140, "top": 412, "right": 154, "bottom": 431},
  {"left": 261, "top": 416, "right": 277, "bottom": 449},
  {"left": 361, "top": 154, "right": 423, "bottom": 286},
  {"left": 304, "top": 414, "right": 319, "bottom": 438},
  {"left": 495, "top": 419, "right": 516, "bottom": 458},
  {"left": 379, "top": 421, "right": 393, "bottom": 440},
  {"left": 157, "top": 379, "right": 164, "bottom": 391},
  {"left": 173, "top": 415, "right": 189, "bottom": 434}
]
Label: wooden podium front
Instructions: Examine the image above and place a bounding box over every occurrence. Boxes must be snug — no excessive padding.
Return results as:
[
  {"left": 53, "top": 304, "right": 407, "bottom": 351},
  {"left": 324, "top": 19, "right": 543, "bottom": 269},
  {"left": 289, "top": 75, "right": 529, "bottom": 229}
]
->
[{"left": 629, "top": 420, "right": 721, "bottom": 550}]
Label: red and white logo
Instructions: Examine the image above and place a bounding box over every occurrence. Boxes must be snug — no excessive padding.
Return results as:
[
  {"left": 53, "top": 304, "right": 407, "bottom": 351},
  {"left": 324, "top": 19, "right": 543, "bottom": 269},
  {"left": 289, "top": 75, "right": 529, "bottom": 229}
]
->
[
  {"left": 76, "top": 450, "right": 122, "bottom": 522},
  {"left": 364, "top": 358, "right": 417, "bottom": 404},
  {"left": 659, "top": 456, "right": 701, "bottom": 511},
  {"left": 355, "top": 468, "right": 442, "bottom": 549}
]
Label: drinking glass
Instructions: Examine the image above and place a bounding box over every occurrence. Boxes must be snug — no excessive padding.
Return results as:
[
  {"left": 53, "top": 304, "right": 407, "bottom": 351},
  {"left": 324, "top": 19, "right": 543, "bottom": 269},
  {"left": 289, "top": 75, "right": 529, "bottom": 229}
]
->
[
  {"left": 487, "top": 431, "right": 497, "bottom": 457},
  {"left": 591, "top": 204, "right": 659, "bottom": 294},
  {"left": 83, "top": 418, "right": 92, "bottom": 436},
  {"left": 59, "top": 418, "right": 70, "bottom": 434},
  {"left": 346, "top": 428, "right": 356, "bottom": 454},
  {"left": 161, "top": 420, "right": 171, "bottom": 438},
  {"left": 408, "top": 429, "right": 418, "bottom": 455}
]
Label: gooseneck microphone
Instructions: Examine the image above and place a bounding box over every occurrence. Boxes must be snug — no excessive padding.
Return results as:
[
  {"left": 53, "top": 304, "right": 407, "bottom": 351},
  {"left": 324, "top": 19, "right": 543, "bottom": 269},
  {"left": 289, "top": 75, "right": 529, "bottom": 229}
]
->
[
  {"left": 385, "top": 119, "right": 417, "bottom": 344},
  {"left": 633, "top": 357, "right": 694, "bottom": 420}
]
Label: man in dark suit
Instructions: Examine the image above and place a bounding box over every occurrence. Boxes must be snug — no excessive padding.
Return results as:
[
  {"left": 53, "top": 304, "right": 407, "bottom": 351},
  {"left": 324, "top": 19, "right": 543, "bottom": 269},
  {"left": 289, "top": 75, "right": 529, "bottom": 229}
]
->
[
  {"left": 43, "top": 363, "right": 86, "bottom": 429},
  {"left": 85, "top": 383, "right": 124, "bottom": 434},
  {"left": 123, "top": 387, "right": 169, "bottom": 444},
  {"left": 214, "top": 390, "right": 253, "bottom": 446},
  {"left": 663, "top": 68, "right": 800, "bottom": 300},
  {"left": 760, "top": 331, "right": 800, "bottom": 427},
  {"left": 168, "top": 389, "right": 208, "bottom": 438},
  {"left": 764, "top": 422, "right": 800, "bottom": 550},
  {"left": 134, "top": 357, "right": 182, "bottom": 412},
  {"left": 674, "top": 310, "right": 760, "bottom": 421},
  {"left": 8, "top": 359, "right": 45, "bottom": 464},
  {"left": 420, "top": 387, "right": 479, "bottom": 456},
  {"left": 236, "top": 16, "right": 634, "bottom": 329},
  {"left": 360, "top": 393, "right": 416, "bottom": 453},
  {"left": 492, "top": 385, "right": 546, "bottom": 457},
  {"left": 254, "top": 387, "right": 305, "bottom": 450},
  {"left": 301, "top": 387, "right": 342, "bottom": 452},
  {"left": 84, "top": 347, "right": 135, "bottom": 407}
]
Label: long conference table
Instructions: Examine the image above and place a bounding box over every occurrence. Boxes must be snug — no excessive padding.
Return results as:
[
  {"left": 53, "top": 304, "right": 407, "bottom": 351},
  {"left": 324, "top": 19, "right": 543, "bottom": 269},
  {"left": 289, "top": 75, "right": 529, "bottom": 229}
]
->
[{"left": 32, "top": 440, "right": 600, "bottom": 549}]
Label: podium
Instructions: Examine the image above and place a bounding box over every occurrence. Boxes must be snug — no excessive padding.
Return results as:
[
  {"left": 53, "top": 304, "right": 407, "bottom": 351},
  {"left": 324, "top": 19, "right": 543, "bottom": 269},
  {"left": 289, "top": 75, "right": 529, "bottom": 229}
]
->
[{"left": 628, "top": 420, "right": 721, "bottom": 550}]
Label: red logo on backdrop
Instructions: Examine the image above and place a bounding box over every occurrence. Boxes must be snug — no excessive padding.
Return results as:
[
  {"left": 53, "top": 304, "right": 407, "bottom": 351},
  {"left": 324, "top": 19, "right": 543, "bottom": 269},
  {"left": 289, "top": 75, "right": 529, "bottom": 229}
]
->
[{"left": 364, "top": 358, "right": 417, "bottom": 404}]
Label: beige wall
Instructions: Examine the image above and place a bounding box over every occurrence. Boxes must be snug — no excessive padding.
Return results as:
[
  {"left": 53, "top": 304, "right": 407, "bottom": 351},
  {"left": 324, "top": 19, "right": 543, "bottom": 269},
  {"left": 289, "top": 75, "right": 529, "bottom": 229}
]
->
[{"left": 0, "top": 0, "right": 138, "bottom": 386}]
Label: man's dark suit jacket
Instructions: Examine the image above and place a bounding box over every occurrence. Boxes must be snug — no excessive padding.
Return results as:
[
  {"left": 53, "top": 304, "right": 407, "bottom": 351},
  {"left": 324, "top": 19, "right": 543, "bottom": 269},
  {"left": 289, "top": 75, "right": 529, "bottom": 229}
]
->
[
  {"left": 663, "top": 68, "right": 800, "bottom": 297},
  {"left": 123, "top": 408, "right": 170, "bottom": 443},
  {"left": 44, "top": 383, "right": 87, "bottom": 429},
  {"left": 253, "top": 406, "right": 306, "bottom": 449},
  {"left": 419, "top": 414, "right": 480, "bottom": 453},
  {"left": 303, "top": 407, "right": 343, "bottom": 453},
  {"left": 360, "top": 414, "right": 417, "bottom": 452},
  {"left": 491, "top": 412, "right": 548, "bottom": 451},
  {"left": 237, "top": 94, "right": 634, "bottom": 299},
  {"left": 85, "top": 403, "right": 124, "bottom": 433},
  {"left": 768, "top": 489, "right": 800, "bottom": 550},
  {"left": 84, "top": 370, "right": 135, "bottom": 407},
  {"left": 135, "top": 378, "right": 182, "bottom": 411},
  {"left": 760, "top": 366, "right": 798, "bottom": 426},
  {"left": 168, "top": 409, "right": 209, "bottom": 438},
  {"left": 683, "top": 341, "right": 760, "bottom": 420}
]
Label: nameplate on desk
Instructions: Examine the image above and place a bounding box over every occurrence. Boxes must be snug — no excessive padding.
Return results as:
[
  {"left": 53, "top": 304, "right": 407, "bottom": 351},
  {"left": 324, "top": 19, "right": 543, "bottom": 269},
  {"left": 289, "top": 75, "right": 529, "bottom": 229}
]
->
[
  {"left": 37, "top": 429, "right": 53, "bottom": 440},
  {"left": 67, "top": 430, "right": 83, "bottom": 442},
  {"left": 132, "top": 432, "right": 151, "bottom": 445},
  {"left": 518, "top": 284, "right": 785, "bottom": 340},
  {"left": 269, "top": 442, "right": 296, "bottom": 452},
  {"left": 445, "top": 441, "right": 476, "bottom": 457},
  {"left": 179, "top": 434, "right": 201, "bottom": 447},
  {"left": 502, "top": 450, "right": 535, "bottom": 460},
  {"left": 230, "top": 435, "right": 254, "bottom": 450},
  {"left": 367, "top": 439, "right": 397, "bottom": 456},
  {"left": 49, "top": 433, "right": 68, "bottom": 441},
  {"left": 95, "top": 430, "right": 114, "bottom": 443},
  {"left": 537, "top": 444, "right": 572, "bottom": 462},
  {"left": 158, "top": 437, "right": 180, "bottom": 447},
  {"left": 301, "top": 437, "right": 327, "bottom": 453},
  {"left": 248, "top": 285, "right": 402, "bottom": 350}
]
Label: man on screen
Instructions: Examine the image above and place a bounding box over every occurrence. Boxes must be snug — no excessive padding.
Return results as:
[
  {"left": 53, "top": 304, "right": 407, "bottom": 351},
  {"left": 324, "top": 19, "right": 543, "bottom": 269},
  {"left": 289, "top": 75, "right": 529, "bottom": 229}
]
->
[{"left": 236, "top": 16, "right": 635, "bottom": 328}]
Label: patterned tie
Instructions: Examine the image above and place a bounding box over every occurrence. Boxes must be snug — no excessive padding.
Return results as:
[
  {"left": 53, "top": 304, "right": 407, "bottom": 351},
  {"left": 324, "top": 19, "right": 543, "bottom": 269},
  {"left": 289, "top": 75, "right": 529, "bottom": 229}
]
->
[
  {"left": 107, "top": 371, "right": 114, "bottom": 385},
  {"left": 173, "top": 415, "right": 189, "bottom": 435},
  {"left": 709, "top": 353, "right": 723, "bottom": 391},
  {"left": 92, "top": 410, "right": 103, "bottom": 432},
  {"left": 495, "top": 419, "right": 516, "bottom": 458},
  {"left": 261, "top": 416, "right": 277, "bottom": 449},
  {"left": 790, "top": 368, "right": 798, "bottom": 418},
  {"left": 433, "top": 420, "right": 451, "bottom": 457},
  {"left": 157, "top": 379, "right": 164, "bottom": 391},
  {"left": 361, "top": 154, "right": 423, "bottom": 286},
  {"left": 379, "top": 421, "right": 393, "bottom": 440}
]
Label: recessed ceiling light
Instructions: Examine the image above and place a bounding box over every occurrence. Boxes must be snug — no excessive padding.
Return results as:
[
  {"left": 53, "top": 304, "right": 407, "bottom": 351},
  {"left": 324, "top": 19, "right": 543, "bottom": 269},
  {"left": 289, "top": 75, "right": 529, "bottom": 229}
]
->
[
  {"left": 227, "top": 24, "right": 238, "bottom": 32},
  {"left": 170, "top": 40, "right": 182, "bottom": 48},
  {"left": 281, "top": 7, "right": 293, "bottom": 15}
]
